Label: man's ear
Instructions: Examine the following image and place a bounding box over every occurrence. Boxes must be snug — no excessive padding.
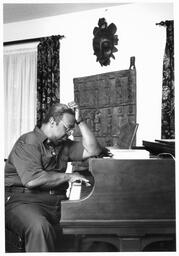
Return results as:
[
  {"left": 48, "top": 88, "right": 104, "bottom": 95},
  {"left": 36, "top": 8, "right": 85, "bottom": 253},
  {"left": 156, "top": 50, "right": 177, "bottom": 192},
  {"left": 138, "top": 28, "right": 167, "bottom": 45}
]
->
[{"left": 49, "top": 117, "right": 55, "bottom": 126}]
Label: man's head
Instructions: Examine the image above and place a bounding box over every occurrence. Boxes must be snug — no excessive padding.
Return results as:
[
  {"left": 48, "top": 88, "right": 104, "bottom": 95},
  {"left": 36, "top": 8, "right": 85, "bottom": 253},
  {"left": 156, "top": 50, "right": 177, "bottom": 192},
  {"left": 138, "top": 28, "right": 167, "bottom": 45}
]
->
[{"left": 41, "top": 103, "right": 76, "bottom": 143}]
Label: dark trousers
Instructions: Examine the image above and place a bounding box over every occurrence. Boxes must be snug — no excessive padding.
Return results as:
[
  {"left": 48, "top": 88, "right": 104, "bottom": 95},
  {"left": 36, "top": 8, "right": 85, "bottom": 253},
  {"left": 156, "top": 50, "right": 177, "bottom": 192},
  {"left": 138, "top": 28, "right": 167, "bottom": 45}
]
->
[{"left": 5, "top": 192, "right": 67, "bottom": 252}]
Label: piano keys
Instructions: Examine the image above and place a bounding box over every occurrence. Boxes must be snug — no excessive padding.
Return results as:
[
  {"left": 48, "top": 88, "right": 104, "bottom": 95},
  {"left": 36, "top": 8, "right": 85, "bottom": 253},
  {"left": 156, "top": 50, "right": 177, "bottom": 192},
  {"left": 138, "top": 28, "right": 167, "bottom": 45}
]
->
[
  {"left": 60, "top": 158, "right": 175, "bottom": 251},
  {"left": 68, "top": 169, "right": 94, "bottom": 200}
]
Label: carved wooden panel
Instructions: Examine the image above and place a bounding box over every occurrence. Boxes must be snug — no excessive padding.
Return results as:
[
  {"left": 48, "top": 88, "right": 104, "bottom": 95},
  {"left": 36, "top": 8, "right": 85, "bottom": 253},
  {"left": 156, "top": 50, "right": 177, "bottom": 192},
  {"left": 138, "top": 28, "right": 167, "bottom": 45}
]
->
[{"left": 73, "top": 57, "right": 136, "bottom": 149}]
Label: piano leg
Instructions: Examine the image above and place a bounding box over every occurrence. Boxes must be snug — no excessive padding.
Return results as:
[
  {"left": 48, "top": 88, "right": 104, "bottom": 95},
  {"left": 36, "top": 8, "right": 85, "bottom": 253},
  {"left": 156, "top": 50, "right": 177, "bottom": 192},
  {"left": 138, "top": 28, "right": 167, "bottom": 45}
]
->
[
  {"left": 73, "top": 235, "right": 82, "bottom": 252},
  {"left": 77, "top": 235, "right": 120, "bottom": 252},
  {"left": 119, "top": 237, "right": 141, "bottom": 251}
]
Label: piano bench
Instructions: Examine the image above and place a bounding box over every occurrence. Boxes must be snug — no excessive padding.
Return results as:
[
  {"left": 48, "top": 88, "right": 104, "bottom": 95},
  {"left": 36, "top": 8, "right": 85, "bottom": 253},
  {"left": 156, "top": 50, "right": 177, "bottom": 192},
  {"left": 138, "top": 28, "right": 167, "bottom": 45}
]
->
[{"left": 5, "top": 228, "right": 25, "bottom": 252}]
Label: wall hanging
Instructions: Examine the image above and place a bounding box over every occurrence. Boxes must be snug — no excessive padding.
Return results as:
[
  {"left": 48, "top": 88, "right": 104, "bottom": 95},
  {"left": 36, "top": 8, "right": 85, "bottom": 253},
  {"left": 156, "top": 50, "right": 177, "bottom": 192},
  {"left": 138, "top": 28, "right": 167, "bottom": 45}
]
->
[{"left": 93, "top": 18, "right": 118, "bottom": 66}]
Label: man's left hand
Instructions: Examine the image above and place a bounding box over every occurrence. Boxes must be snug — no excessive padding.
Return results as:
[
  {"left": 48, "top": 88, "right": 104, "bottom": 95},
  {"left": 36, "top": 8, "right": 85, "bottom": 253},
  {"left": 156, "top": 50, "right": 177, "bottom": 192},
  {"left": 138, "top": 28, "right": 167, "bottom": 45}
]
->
[{"left": 68, "top": 101, "right": 82, "bottom": 123}]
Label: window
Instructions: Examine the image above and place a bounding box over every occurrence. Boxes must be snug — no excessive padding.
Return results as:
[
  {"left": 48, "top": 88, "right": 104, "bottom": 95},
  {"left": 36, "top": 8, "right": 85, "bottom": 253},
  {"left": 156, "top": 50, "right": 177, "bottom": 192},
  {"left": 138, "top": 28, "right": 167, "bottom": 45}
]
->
[{"left": 4, "top": 45, "right": 37, "bottom": 158}]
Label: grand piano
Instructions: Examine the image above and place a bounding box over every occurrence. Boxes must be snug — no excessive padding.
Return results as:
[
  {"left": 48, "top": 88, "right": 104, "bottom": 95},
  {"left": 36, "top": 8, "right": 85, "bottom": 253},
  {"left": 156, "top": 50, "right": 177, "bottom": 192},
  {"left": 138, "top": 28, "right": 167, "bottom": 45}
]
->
[{"left": 60, "top": 153, "right": 175, "bottom": 251}]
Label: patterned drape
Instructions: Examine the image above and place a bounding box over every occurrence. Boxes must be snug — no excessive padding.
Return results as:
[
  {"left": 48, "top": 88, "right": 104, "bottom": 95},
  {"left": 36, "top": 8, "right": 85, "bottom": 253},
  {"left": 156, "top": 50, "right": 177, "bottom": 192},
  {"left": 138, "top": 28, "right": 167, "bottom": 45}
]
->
[
  {"left": 161, "top": 20, "right": 174, "bottom": 139},
  {"left": 37, "top": 35, "right": 62, "bottom": 127}
]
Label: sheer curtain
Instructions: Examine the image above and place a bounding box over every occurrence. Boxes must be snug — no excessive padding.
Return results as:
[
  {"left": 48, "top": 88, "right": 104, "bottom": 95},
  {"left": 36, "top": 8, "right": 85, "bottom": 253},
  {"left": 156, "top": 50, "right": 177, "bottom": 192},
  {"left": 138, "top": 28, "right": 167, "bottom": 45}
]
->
[{"left": 4, "top": 46, "right": 37, "bottom": 158}]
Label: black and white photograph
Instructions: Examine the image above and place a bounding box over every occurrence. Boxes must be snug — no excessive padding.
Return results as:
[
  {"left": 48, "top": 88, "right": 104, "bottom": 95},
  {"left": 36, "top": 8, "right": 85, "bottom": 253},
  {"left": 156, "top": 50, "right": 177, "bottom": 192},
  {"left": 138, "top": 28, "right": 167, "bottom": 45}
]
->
[{"left": 1, "top": 0, "right": 178, "bottom": 254}]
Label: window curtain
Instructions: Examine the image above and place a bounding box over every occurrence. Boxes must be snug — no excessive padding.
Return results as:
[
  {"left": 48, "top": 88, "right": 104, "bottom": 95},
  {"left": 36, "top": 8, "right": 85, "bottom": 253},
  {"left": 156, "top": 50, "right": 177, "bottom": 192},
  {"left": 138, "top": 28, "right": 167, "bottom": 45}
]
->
[
  {"left": 37, "top": 35, "right": 61, "bottom": 127},
  {"left": 4, "top": 47, "right": 37, "bottom": 158},
  {"left": 161, "top": 20, "right": 174, "bottom": 139}
]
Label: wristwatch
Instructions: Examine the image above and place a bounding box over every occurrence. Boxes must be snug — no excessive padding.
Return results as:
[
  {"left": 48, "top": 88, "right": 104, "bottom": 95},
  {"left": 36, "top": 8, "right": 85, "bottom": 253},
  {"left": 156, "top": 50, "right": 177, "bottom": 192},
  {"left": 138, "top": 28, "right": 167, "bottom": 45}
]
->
[{"left": 76, "top": 118, "right": 84, "bottom": 125}]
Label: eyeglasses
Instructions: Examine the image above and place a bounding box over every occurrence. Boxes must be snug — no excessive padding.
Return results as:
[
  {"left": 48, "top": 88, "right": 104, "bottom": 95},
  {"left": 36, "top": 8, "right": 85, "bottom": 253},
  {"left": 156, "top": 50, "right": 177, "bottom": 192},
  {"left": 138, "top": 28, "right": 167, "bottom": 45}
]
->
[{"left": 61, "top": 119, "right": 74, "bottom": 135}]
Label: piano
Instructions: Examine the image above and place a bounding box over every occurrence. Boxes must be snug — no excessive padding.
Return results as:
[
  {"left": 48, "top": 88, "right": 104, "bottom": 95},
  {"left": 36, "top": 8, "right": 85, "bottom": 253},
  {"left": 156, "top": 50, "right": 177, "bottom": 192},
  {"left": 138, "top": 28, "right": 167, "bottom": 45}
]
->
[{"left": 60, "top": 157, "right": 175, "bottom": 252}]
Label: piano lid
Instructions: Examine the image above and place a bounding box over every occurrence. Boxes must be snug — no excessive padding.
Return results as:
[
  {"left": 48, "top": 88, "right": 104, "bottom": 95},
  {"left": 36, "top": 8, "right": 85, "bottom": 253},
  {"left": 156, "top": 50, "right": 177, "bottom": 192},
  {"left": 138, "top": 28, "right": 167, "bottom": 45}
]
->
[{"left": 143, "top": 140, "right": 175, "bottom": 157}]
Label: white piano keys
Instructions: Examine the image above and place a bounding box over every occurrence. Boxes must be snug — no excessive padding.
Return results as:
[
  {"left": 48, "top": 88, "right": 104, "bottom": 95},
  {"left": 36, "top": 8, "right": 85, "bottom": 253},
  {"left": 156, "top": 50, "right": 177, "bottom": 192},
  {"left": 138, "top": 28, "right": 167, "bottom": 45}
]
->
[{"left": 69, "top": 181, "right": 82, "bottom": 200}]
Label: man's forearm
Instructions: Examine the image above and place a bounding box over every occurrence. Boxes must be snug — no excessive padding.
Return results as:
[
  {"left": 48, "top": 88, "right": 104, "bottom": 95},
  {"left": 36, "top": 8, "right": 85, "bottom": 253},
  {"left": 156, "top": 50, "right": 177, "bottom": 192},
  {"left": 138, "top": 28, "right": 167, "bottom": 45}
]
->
[
  {"left": 78, "top": 121, "right": 102, "bottom": 156},
  {"left": 25, "top": 171, "right": 70, "bottom": 189},
  {"left": 68, "top": 101, "right": 101, "bottom": 157},
  {"left": 25, "top": 170, "right": 89, "bottom": 189}
]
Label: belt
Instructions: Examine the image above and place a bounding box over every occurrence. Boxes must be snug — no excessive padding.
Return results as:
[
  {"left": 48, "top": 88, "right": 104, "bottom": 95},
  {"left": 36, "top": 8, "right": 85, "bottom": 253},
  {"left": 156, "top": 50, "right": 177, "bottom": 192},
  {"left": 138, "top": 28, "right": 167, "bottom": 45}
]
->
[{"left": 5, "top": 186, "right": 66, "bottom": 196}]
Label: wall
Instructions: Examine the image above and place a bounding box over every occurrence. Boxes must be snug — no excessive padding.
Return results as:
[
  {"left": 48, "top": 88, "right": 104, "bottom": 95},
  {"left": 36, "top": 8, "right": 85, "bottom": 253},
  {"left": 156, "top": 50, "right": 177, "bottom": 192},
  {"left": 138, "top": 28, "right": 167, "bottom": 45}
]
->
[{"left": 4, "top": 3, "right": 174, "bottom": 145}]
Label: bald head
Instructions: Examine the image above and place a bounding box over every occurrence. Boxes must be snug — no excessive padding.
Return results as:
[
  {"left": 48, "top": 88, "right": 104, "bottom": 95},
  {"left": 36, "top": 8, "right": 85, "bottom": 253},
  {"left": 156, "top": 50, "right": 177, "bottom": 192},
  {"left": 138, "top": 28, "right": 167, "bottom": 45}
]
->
[{"left": 42, "top": 103, "right": 75, "bottom": 126}]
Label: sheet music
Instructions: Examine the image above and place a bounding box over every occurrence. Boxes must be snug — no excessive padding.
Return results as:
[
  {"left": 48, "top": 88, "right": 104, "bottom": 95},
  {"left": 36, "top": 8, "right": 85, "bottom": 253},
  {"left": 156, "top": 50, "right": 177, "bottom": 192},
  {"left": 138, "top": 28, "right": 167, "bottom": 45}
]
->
[{"left": 107, "top": 148, "right": 150, "bottom": 159}]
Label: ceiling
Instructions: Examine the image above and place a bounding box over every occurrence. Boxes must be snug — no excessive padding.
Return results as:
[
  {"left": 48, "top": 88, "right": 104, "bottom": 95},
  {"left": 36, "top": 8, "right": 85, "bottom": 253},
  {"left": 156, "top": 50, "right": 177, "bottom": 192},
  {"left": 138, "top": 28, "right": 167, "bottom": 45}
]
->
[{"left": 3, "top": 3, "right": 125, "bottom": 24}]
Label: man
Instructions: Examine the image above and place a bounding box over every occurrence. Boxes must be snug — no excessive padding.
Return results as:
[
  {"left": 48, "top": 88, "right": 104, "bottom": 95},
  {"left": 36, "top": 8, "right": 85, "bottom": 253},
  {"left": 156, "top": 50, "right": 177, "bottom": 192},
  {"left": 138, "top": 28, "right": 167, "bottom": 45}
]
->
[{"left": 5, "top": 101, "right": 102, "bottom": 252}]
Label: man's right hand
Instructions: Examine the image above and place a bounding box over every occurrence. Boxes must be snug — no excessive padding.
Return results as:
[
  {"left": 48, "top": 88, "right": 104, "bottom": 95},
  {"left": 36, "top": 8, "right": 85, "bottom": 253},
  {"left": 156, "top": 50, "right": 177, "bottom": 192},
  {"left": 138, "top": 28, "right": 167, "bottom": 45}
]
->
[{"left": 68, "top": 172, "right": 91, "bottom": 186}]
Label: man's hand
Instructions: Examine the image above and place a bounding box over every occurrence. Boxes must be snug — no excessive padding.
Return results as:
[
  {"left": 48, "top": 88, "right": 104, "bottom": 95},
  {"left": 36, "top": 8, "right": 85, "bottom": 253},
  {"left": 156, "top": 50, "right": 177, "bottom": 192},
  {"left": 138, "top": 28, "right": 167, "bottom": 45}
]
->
[
  {"left": 97, "top": 147, "right": 113, "bottom": 158},
  {"left": 68, "top": 172, "right": 91, "bottom": 186},
  {"left": 68, "top": 101, "right": 82, "bottom": 123}
]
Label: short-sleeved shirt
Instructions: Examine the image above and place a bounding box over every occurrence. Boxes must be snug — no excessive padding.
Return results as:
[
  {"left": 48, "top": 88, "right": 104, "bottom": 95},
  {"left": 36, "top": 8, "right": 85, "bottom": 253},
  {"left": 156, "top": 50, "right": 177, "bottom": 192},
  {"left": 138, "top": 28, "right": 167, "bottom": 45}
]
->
[{"left": 5, "top": 126, "right": 84, "bottom": 188}]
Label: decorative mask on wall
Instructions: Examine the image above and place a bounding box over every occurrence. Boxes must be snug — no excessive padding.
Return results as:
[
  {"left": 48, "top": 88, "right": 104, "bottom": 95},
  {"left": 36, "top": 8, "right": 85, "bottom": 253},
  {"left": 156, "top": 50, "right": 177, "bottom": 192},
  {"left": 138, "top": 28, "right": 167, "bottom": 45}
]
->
[{"left": 93, "top": 18, "right": 118, "bottom": 66}]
